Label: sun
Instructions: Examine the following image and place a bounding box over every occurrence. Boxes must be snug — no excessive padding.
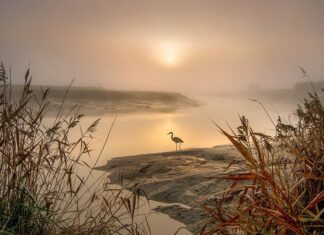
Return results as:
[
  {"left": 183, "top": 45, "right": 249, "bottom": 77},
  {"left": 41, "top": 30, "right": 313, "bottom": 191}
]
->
[
  {"left": 154, "top": 41, "right": 183, "bottom": 66},
  {"left": 162, "top": 42, "right": 179, "bottom": 65},
  {"left": 166, "top": 55, "right": 175, "bottom": 64}
]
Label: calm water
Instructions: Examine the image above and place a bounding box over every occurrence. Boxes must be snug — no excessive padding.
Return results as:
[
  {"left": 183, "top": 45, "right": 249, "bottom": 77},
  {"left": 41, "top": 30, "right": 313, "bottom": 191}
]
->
[
  {"left": 53, "top": 94, "right": 297, "bottom": 234},
  {"left": 82, "top": 94, "right": 296, "bottom": 165}
]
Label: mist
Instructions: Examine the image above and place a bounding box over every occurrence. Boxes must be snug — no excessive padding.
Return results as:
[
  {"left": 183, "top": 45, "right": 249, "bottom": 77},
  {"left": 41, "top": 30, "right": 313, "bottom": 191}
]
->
[
  {"left": 1, "top": 2, "right": 324, "bottom": 235},
  {"left": 1, "top": 0, "right": 324, "bottom": 93}
]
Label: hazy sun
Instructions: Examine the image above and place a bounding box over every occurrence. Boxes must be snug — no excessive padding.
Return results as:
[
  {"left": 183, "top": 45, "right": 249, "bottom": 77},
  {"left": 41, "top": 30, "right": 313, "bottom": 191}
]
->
[
  {"left": 154, "top": 41, "right": 183, "bottom": 66},
  {"left": 162, "top": 42, "right": 178, "bottom": 65}
]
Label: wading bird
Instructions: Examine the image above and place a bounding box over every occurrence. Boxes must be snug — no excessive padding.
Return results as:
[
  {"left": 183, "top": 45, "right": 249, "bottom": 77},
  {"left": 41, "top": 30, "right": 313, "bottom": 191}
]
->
[{"left": 167, "top": 132, "right": 183, "bottom": 151}]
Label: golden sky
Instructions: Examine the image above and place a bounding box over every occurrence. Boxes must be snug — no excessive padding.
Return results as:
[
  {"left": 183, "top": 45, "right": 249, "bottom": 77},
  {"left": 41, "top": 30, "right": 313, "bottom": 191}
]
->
[{"left": 0, "top": 0, "right": 324, "bottom": 92}]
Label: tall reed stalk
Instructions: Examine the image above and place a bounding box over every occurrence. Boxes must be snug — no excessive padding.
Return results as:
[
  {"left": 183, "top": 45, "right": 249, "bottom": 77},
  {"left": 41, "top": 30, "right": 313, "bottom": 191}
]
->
[
  {"left": 0, "top": 63, "right": 146, "bottom": 234},
  {"left": 203, "top": 89, "right": 323, "bottom": 234}
]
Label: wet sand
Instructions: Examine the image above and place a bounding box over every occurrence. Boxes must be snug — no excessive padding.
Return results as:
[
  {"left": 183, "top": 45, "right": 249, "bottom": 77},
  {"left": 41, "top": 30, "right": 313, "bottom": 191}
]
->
[{"left": 96, "top": 145, "right": 245, "bottom": 234}]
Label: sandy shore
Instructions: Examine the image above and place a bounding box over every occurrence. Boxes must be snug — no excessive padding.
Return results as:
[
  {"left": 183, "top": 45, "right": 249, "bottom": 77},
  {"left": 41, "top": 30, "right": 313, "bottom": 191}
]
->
[{"left": 95, "top": 145, "right": 245, "bottom": 234}]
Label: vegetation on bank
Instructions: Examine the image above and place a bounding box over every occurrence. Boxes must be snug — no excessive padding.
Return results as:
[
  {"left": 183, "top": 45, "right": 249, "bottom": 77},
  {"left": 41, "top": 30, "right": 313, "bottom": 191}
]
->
[
  {"left": 9, "top": 85, "right": 200, "bottom": 116},
  {"left": 203, "top": 85, "right": 323, "bottom": 233},
  {"left": 0, "top": 64, "right": 146, "bottom": 234}
]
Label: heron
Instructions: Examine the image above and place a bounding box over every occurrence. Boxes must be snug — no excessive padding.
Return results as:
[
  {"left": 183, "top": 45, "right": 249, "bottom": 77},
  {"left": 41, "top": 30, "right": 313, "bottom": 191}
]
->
[{"left": 167, "top": 132, "right": 184, "bottom": 151}]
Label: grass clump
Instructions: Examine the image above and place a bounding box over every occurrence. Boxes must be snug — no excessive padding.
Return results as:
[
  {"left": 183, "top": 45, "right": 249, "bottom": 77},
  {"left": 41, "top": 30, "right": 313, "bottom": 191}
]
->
[
  {"left": 203, "top": 89, "right": 323, "bottom": 234},
  {"left": 0, "top": 63, "right": 146, "bottom": 234}
]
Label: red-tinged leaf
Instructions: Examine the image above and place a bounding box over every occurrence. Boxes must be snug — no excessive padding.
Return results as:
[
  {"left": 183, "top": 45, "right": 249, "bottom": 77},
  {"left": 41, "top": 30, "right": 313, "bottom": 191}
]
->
[
  {"left": 256, "top": 207, "right": 283, "bottom": 217},
  {"left": 212, "top": 122, "right": 256, "bottom": 167},
  {"left": 223, "top": 159, "right": 237, "bottom": 173},
  {"left": 200, "top": 224, "right": 207, "bottom": 235},
  {"left": 277, "top": 228, "right": 288, "bottom": 235},
  {"left": 224, "top": 181, "right": 238, "bottom": 199},
  {"left": 305, "top": 191, "right": 324, "bottom": 210},
  {"left": 251, "top": 132, "right": 265, "bottom": 169},
  {"left": 222, "top": 172, "right": 257, "bottom": 180},
  {"left": 303, "top": 174, "right": 324, "bottom": 181}
]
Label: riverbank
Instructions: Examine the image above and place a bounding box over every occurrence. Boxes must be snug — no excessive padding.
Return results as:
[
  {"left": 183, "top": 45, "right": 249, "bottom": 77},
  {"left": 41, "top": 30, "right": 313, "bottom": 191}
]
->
[
  {"left": 10, "top": 86, "right": 201, "bottom": 116},
  {"left": 95, "top": 145, "right": 245, "bottom": 234}
]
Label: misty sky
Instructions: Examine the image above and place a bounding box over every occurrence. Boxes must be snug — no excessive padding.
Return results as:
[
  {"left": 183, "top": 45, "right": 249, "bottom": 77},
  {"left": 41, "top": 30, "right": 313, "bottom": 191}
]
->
[{"left": 0, "top": 0, "right": 324, "bottom": 93}]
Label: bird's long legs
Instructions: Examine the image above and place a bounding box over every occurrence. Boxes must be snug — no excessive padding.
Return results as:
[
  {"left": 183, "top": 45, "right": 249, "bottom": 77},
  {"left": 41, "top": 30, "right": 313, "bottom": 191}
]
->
[{"left": 175, "top": 143, "right": 182, "bottom": 151}]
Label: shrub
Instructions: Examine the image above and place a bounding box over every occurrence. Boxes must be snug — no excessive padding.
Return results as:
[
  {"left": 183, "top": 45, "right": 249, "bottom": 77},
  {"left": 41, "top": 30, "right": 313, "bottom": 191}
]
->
[
  {"left": 0, "top": 63, "right": 145, "bottom": 234},
  {"left": 203, "top": 90, "right": 323, "bottom": 234}
]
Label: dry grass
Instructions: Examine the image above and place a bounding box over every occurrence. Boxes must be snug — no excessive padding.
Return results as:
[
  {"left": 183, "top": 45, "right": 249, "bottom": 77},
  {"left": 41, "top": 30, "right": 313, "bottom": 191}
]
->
[
  {"left": 202, "top": 88, "right": 323, "bottom": 234},
  {"left": 0, "top": 63, "right": 148, "bottom": 235}
]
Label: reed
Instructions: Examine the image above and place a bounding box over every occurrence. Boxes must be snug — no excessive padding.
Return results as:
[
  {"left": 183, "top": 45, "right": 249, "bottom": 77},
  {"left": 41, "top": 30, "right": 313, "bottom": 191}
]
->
[
  {"left": 203, "top": 88, "right": 323, "bottom": 234},
  {"left": 0, "top": 63, "right": 147, "bottom": 235}
]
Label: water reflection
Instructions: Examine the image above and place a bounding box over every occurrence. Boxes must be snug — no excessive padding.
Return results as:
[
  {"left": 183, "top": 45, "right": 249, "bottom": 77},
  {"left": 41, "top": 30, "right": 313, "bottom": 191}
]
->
[{"left": 79, "top": 94, "right": 296, "bottom": 165}]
